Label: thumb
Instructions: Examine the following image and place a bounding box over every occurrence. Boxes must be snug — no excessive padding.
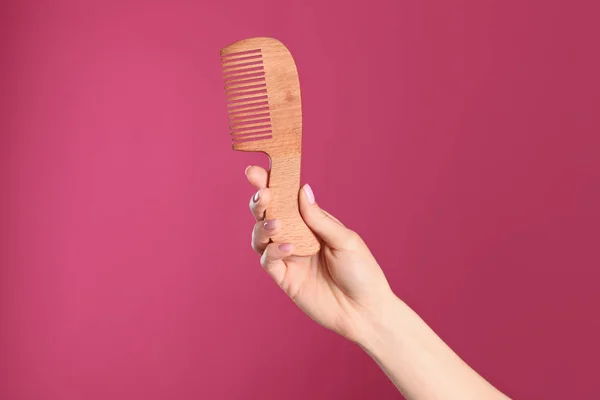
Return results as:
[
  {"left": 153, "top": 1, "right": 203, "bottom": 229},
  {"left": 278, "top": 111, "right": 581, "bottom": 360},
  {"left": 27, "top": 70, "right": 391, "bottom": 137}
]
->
[{"left": 299, "top": 184, "right": 352, "bottom": 249}]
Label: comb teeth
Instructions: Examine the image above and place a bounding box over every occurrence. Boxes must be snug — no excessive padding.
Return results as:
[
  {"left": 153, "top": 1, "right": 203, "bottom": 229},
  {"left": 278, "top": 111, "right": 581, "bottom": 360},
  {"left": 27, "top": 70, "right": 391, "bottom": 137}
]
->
[{"left": 221, "top": 49, "right": 273, "bottom": 147}]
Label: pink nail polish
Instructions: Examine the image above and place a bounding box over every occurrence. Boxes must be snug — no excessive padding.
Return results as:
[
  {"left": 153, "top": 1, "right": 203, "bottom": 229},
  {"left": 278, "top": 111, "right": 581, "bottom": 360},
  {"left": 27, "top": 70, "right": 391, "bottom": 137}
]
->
[
  {"left": 279, "top": 243, "right": 292, "bottom": 252},
  {"left": 303, "top": 184, "right": 315, "bottom": 204},
  {"left": 253, "top": 190, "right": 261, "bottom": 203},
  {"left": 264, "top": 220, "right": 278, "bottom": 230}
]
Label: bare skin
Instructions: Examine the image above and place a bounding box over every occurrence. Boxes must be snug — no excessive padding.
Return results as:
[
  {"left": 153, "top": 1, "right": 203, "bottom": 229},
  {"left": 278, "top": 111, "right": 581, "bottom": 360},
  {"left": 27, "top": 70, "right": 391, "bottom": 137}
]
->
[{"left": 245, "top": 165, "right": 510, "bottom": 400}]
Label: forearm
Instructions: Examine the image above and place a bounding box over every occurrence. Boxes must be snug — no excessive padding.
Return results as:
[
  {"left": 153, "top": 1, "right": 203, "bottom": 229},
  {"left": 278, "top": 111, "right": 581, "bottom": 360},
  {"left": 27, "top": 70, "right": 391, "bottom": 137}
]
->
[{"left": 357, "top": 296, "right": 510, "bottom": 400}]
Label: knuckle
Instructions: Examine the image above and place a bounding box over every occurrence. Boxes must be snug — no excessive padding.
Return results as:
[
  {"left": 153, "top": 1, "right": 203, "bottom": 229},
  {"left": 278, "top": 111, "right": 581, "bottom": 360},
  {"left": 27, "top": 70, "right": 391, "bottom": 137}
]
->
[
  {"left": 259, "top": 252, "right": 270, "bottom": 269},
  {"left": 250, "top": 230, "right": 263, "bottom": 253},
  {"left": 253, "top": 207, "right": 265, "bottom": 220},
  {"left": 342, "top": 231, "right": 362, "bottom": 249}
]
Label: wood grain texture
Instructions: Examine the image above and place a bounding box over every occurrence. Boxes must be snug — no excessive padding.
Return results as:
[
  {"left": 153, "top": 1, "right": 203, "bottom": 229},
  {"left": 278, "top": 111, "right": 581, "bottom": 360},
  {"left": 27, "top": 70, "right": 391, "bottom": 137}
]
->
[{"left": 220, "top": 37, "right": 321, "bottom": 256}]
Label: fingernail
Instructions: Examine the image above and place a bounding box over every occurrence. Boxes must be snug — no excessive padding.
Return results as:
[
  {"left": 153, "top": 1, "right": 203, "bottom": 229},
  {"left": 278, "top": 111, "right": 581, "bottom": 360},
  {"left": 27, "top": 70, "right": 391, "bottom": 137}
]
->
[
  {"left": 253, "top": 189, "right": 261, "bottom": 203},
  {"left": 279, "top": 243, "right": 293, "bottom": 252},
  {"left": 303, "top": 184, "right": 315, "bottom": 204},
  {"left": 244, "top": 166, "right": 252, "bottom": 175},
  {"left": 264, "top": 220, "right": 278, "bottom": 230}
]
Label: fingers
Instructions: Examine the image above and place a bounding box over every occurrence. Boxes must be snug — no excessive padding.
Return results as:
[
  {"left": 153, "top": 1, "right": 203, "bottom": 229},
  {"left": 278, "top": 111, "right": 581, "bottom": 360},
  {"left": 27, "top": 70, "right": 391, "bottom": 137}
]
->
[
  {"left": 246, "top": 166, "right": 271, "bottom": 221},
  {"left": 252, "top": 219, "right": 281, "bottom": 254},
  {"left": 244, "top": 166, "right": 292, "bottom": 287},
  {"left": 245, "top": 165, "right": 355, "bottom": 249},
  {"left": 299, "top": 184, "right": 356, "bottom": 249},
  {"left": 260, "top": 242, "right": 293, "bottom": 286},
  {"left": 249, "top": 187, "right": 272, "bottom": 221},
  {"left": 245, "top": 165, "right": 268, "bottom": 189}
]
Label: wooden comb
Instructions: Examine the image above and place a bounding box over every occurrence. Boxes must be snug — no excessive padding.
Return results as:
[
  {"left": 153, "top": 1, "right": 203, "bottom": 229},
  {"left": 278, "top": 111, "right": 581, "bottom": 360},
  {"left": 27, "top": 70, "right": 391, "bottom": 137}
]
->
[{"left": 220, "top": 37, "right": 320, "bottom": 256}]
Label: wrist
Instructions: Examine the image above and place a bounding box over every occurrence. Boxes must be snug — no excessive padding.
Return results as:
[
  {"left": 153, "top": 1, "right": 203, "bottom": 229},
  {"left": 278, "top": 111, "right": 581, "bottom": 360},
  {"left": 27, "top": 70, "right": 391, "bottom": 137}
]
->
[{"left": 353, "top": 292, "right": 412, "bottom": 352}]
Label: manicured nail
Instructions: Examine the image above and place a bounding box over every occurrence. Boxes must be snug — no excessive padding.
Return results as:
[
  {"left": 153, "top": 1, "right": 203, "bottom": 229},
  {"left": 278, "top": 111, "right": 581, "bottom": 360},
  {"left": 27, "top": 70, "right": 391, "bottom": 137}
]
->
[
  {"left": 244, "top": 165, "right": 252, "bottom": 175},
  {"left": 279, "top": 243, "right": 293, "bottom": 252},
  {"left": 264, "top": 220, "right": 278, "bottom": 230},
  {"left": 253, "top": 189, "right": 261, "bottom": 203},
  {"left": 303, "top": 184, "right": 315, "bottom": 204}
]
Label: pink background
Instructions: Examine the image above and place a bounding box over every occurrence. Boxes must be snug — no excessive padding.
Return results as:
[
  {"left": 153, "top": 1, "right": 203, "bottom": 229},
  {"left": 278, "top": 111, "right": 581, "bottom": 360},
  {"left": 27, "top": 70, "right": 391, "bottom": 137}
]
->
[{"left": 1, "top": 0, "right": 599, "bottom": 399}]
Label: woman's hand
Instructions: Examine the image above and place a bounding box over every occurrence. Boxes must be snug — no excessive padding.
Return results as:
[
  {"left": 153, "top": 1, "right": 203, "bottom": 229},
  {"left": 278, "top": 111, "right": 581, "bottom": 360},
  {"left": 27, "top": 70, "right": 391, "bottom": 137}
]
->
[
  {"left": 244, "top": 166, "right": 510, "bottom": 400},
  {"left": 245, "top": 165, "right": 393, "bottom": 343}
]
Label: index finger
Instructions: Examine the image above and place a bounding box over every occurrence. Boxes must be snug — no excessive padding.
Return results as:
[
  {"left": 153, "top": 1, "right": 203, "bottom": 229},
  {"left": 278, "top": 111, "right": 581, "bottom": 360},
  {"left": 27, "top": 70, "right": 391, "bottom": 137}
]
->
[{"left": 245, "top": 165, "right": 268, "bottom": 189}]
